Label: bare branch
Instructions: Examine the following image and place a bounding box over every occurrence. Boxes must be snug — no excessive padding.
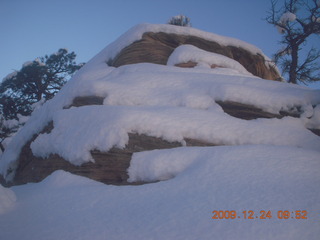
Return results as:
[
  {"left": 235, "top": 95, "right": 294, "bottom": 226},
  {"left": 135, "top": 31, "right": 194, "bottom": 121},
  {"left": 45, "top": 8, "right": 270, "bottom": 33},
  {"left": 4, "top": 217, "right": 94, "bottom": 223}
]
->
[{"left": 266, "top": 0, "right": 320, "bottom": 84}]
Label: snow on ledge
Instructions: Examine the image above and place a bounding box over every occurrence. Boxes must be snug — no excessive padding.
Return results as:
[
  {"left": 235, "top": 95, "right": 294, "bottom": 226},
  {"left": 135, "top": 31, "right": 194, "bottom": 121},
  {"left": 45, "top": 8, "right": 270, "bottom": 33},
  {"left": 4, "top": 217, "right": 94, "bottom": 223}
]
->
[
  {"left": 127, "top": 145, "right": 320, "bottom": 183},
  {"left": 167, "top": 44, "right": 252, "bottom": 75},
  {"left": 30, "top": 105, "right": 320, "bottom": 166}
]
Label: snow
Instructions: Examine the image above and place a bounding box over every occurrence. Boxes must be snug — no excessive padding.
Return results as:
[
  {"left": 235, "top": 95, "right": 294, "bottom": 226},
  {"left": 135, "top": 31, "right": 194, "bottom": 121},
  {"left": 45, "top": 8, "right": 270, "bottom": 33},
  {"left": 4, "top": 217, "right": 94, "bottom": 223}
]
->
[
  {"left": 98, "top": 64, "right": 319, "bottom": 115},
  {"left": 276, "top": 25, "right": 286, "bottom": 34},
  {"left": 22, "top": 61, "right": 33, "bottom": 67},
  {"left": 280, "top": 12, "right": 296, "bottom": 24},
  {"left": 1, "top": 145, "right": 320, "bottom": 239},
  {"left": 34, "top": 58, "right": 46, "bottom": 66},
  {"left": 2, "top": 71, "right": 17, "bottom": 82},
  {"left": 312, "top": 15, "right": 320, "bottom": 23},
  {"left": 167, "top": 44, "right": 251, "bottom": 75},
  {"left": 1, "top": 118, "right": 19, "bottom": 130},
  {"left": 277, "top": 12, "right": 296, "bottom": 33},
  {"left": 22, "top": 59, "right": 46, "bottom": 68},
  {"left": 52, "top": 48, "right": 69, "bottom": 56},
  {"left": 0, "top": 184, "right": 16, "bottom": 215},
  {"left": 305, "top": 104, "right": 320, "bottom": 129},
  {"left": 0, "top": 114, "right": 30, "bottom": 150}
]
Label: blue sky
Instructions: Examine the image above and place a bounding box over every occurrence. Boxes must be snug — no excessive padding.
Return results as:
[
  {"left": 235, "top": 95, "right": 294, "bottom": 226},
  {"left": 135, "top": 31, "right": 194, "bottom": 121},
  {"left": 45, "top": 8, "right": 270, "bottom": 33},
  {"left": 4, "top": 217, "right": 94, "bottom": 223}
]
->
[{"left": 1, "top": 0, "right": 319, "bottom": 88}]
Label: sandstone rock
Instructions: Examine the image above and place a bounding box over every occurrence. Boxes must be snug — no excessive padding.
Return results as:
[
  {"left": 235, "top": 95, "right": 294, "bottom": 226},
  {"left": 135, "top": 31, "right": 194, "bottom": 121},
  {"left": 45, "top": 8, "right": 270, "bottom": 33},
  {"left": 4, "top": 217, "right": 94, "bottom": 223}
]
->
[
  {"left": 215, "top": 101, "right": 299, "bottom": 120},
  {"left": 110, "top": 32, "right": 280, "bottom": 80},
  {"left": 69, "top": 96, "right": 105, "bottom": 107},
  {"left": 175, "top": 61, "right": 222, "bottom": 69},
  {"left": 310, "top": 129, "right": 320, "bottom": 137},
  {"left": 175, "top": 61, "right": 198, "bottom": 68}
]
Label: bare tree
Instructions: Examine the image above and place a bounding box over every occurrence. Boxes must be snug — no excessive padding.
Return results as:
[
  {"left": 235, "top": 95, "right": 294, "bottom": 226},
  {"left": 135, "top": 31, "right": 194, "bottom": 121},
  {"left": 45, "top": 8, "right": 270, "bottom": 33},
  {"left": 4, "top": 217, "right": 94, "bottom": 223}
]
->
[{"left": 266, "top": 0, "right": 320, "bottom": 84}]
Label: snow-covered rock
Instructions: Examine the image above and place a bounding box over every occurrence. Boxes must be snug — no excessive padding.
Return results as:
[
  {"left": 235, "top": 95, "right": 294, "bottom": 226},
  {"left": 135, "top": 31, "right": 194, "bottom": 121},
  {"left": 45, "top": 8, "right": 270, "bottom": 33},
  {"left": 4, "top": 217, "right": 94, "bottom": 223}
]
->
[{"left": 0, "top": 23, "right": 319, "bottom": 186}]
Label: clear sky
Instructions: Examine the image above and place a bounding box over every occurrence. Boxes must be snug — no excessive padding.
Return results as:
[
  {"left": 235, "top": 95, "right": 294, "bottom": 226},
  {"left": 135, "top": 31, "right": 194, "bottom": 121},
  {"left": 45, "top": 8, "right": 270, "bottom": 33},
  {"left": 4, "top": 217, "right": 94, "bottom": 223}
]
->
[{"left": 0, "top": 0, "right": 319, "bottom": 88}]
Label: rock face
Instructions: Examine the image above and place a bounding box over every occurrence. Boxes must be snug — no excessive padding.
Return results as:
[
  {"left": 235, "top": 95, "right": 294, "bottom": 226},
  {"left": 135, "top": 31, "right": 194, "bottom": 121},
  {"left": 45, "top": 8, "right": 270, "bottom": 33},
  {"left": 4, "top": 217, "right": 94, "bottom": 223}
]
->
[{"left": 110, "top": 32, "right": 281, "bottom": 80}]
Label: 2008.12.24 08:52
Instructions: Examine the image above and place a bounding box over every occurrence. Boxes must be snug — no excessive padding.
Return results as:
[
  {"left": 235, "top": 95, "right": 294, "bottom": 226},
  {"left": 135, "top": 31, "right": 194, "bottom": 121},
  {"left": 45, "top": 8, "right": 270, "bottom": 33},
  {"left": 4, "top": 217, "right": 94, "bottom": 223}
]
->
[{"left": 211, "top": 210, "right": 308, "bottom": 220}]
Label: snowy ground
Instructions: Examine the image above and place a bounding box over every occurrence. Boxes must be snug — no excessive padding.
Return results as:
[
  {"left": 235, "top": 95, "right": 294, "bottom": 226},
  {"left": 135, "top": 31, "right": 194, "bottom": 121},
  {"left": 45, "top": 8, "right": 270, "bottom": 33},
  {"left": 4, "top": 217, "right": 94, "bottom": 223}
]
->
[
  {"left": 1, "top": 145, "right": 320, "bottom": 240},
  {"left": 1, "top": 24, "right": 320, "bottom": 239}
]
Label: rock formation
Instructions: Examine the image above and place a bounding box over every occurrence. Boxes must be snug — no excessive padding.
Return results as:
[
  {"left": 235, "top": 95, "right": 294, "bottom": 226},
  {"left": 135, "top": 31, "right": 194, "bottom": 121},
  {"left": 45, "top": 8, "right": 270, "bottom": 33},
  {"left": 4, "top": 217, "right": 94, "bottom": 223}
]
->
[{"left": 1, "top": 24, "right": 319, "bottom": 187}]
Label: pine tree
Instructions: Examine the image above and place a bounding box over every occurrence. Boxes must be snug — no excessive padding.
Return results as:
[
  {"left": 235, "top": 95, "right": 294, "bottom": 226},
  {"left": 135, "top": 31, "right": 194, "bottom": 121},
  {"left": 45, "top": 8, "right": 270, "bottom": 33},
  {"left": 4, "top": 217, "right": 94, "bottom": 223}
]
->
[
  {"left": 0, "top": 49, "right": 84, "bottom": 120},
  {"left": 0, "top": 49, "right": 83, "bottom": 151}
]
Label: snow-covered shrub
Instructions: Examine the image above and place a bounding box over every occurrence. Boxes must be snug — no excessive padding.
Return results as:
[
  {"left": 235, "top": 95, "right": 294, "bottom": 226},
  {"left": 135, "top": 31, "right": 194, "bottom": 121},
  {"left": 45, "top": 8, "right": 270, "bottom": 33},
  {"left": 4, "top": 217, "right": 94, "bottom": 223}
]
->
[{"left": 167, "top": 15, "right": 191, "bottom": 27}]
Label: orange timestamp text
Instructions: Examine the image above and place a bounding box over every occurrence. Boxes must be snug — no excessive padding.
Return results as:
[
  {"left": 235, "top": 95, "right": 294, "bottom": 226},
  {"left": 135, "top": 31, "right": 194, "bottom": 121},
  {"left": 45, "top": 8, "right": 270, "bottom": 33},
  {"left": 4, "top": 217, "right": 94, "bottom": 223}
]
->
[{"left": 211, "top": 210, "right": 308, "bottom": 220}]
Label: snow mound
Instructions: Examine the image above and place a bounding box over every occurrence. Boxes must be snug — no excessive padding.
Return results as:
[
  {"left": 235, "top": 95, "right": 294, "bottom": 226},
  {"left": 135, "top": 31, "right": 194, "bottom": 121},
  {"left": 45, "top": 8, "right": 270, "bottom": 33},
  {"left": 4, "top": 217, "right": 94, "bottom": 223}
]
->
[
  {"left": 167, "top": 44, "right": 251, "bottom": 75},
  {"left": 0, "top": 185, "right": 16, "bottom": 215},
  {"left": 128, "top": 145, "right": 320, "bottom": 183},
  {"left": 305, "top": 104, "right": 320, "bottom": 129},
  {"left": 39, "top": 170, "right": 103, "bottom": 188}
]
